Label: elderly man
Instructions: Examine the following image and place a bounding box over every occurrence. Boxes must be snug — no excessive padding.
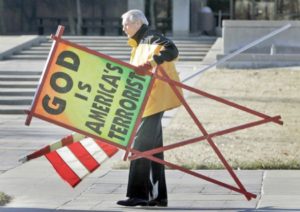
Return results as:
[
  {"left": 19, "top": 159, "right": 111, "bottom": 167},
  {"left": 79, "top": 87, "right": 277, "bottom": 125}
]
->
[{"left": 117, "top": 9, "right": 182, "bottom": 207}]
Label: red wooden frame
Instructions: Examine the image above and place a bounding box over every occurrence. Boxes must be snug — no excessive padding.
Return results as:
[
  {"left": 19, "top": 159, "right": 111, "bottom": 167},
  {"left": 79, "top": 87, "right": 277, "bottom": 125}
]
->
[
  {"left": 25, "top": 26, "right": 65, "bottom": 126},
  {"left": 126, "top": 66, "right": 282, "bottom": 200}
]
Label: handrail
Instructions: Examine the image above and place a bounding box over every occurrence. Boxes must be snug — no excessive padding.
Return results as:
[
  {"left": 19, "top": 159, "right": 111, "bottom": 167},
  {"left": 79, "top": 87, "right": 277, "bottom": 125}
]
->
[{"left": 182, "top": 23, "right": 292, "bottom": 83}]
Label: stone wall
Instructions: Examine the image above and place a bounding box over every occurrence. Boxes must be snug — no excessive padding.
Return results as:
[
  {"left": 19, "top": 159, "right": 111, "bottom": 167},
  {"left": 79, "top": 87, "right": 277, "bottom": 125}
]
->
[{"left": 217, "top": 20, "right": 300, "bottom": 69}]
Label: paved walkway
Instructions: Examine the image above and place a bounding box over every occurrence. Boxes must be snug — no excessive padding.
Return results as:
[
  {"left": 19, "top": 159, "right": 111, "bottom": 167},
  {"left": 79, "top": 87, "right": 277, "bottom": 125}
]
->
[
  {"left": 1, "top": 136, "right": 300, "bottom": 212},
  {"left": 1, "top": 36, "right": 300, "bottom": 211}
]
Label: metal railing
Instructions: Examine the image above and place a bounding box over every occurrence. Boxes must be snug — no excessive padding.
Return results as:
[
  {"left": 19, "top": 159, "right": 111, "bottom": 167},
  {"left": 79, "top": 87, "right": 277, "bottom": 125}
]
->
[{"left": 182, "top": 23, "right": 292, "bottom": 82}]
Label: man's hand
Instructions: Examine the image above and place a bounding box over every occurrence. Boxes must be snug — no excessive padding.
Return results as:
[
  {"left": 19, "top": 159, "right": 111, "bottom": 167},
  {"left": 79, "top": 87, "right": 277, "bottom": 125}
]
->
[{"left": 134, "top": 62, "right": 152, "bottom": 75}]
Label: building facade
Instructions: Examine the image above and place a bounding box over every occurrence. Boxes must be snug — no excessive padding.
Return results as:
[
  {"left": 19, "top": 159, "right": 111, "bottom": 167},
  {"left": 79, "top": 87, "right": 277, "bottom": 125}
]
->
[{"left": 0, "top": 0, "right": 300, "bottom": 36}]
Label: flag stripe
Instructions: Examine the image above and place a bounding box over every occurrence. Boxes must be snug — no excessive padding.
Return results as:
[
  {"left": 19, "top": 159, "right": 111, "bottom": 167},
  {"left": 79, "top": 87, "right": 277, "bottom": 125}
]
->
[
  {"left": 50, "top": 141, "right": 63, "bottom": 151},
  {"left": 68, "top": 141, "right": 100, "bottom": 172},
  {"left": 96, "top": 140, "right": 119, "bottom": 157},
  {"left": 56, "top": 147, "right": 90, "bottom": 179},
  {"left": 80, "top": 138, "right": 108, "bottom": 164},
  {"left": 61, "top": 134, "right": 75, "bottom": 146},
  {"left": 45, "top": 151, "right": 80, "bottom": 187},
  {"left": 26, "top": 145, "right": 51, "bottom": 161},
  {"left": 40, "top": 134, "right": 119, "bottom": 188},
  {"left": 72, "top": 133, "right": 86, "bottom": 142}
]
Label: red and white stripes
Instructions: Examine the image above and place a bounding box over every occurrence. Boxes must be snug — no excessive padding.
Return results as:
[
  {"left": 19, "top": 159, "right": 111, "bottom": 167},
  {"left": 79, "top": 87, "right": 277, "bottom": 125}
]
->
[
  {"left": 20, "top": 133, "right": 86, "bottom": 162},
  {"left": 46, "top": 137, "right": 118, "bottom": 187},
  {"left": 21, "top": 133, "right": 119, "bottom": 187}
]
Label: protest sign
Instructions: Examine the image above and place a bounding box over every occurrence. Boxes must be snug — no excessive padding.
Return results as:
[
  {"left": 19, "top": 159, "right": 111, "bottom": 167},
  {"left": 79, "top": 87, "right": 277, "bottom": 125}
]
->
[{"left": 26, "top": 26, "right": 152, "bottom": 148}]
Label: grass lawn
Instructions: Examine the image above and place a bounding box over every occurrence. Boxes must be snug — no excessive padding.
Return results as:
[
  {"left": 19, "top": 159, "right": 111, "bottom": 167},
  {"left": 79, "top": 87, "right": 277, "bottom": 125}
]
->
[
  {"left": 114, "top": 67, "right": 300, "bottom": 170},
  {"left": 163, "top": 67, "right": 300, "bottom": 169}
]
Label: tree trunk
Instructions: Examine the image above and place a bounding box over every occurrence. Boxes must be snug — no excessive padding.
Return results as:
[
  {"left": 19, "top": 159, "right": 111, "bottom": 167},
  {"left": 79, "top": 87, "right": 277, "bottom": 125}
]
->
[
  {"left": 149, "top": 0, "right": 156, "bottom": 29},
  {"left": 0, "top": 0, "right": 6, "bottom": 34},
  {"left": 76, "top": 0, "right": 82, "bottom": 35},
  {"left": 66, "top": 0, "right": 76, "bottom": 35}
]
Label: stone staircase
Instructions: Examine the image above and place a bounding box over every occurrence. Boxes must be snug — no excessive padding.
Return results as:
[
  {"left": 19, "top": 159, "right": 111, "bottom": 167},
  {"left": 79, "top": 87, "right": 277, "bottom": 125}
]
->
[{"left": 0, "top": 36, "right": 216, "bottom": 114}]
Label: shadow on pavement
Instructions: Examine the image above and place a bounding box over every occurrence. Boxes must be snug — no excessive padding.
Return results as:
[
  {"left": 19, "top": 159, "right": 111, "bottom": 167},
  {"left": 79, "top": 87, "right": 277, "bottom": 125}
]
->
[
  {"left": 127, "top": 206, "right": 300, "bottom": 211},
  {"left": 0, "top": 207, "right": 299, "bottom": 212},
  {"left": 0, "top": 208, "right": 122, "bottom": 212}
]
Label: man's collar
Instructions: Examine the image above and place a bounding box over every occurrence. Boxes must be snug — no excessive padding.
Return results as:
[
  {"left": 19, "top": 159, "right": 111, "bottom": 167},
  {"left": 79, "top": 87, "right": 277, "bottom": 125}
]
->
[{"left": 128, "top": 24, "right": 148, "bottom": 47}]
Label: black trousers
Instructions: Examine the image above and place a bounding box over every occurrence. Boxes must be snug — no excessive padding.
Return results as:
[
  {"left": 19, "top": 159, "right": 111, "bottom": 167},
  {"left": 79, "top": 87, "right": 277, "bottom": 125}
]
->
[{"left": 126, "top": 112, "right": 167, "bottom": 201}]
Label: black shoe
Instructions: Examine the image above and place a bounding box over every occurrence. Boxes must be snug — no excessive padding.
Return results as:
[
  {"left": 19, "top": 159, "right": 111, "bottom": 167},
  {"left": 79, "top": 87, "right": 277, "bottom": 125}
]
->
[
  {"left": 117, "top": 198, "right": 148, "bottom": 206},
  {"left": 148, "top": 199, "right": 168, "bottom": 207}
]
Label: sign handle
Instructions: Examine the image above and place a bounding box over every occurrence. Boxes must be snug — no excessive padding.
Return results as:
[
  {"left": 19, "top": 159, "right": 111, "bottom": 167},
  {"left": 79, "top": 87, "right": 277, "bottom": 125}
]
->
[
  {"left": 123, "top": 66, "right": 158, "bottom": 161},
  {"left": 25, "top": 25, "right": 65, "bottom": 126}
]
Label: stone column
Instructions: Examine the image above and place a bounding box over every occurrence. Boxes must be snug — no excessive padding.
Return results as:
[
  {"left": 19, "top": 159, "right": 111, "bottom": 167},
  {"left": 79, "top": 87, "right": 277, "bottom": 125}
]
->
[
  {"left": 172, "top": 0, "right": 190, "bottom": 36},
  {"left": 190, "top": 0, "right": 207, "bottom": 33},
  {"left": 127, "top": 0, "right": 145, "bottom": 13}
]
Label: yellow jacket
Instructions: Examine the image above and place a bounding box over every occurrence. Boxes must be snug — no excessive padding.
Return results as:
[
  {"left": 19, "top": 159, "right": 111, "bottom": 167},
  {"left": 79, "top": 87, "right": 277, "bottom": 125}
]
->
[{"left": 128, "top": 27, "right": 182, "bottom": 117}]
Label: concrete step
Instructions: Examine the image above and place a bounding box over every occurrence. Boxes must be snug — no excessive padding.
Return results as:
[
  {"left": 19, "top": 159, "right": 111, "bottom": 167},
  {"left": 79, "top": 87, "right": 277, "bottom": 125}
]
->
[
  {"left": 13, "top": 37, "right": 213, "bottom": 63},
  {"left": 0, "top": 89, "right": 35, "bottom": 96},
  {"left": 17, "top": 50, "right": 207, "bottom": 58},
  {"left": 0, "top": 75, "right": 40, "bottom": 81},
  {"left": 22, "top": 49, "right": 130, "bottom": 54},
  {"left": 33, "top": 45, "right": 212, "bottom": 52},
  {"left": 0, "top": 96, "right": 33, "bottom": 105},
  {"left": 0, "top": 82, "right": 38, "bottom": 88},
  {"left": 181, "top": 56, "right": 205, "bottom": 60},
  {"left": 30, "top": 45, "right": 211, "bottom": 51},
  {"left": 62, "top": 36, "right": 127, "bottom": 40},
  {"left": 39, "top": 42, "right": 130, "bottom": 47},
  {"left": 8, "top": 54, "right": 204, "bottom": 61},
  {"left": 61, "top": 35, "right": 215, "bottom": 41},
  {"left": 16, "top": 51, "right": 129, "bottom": 56},
  {"left": 0, "top": 70, "right": 41, "bottom": 75},
  {"left": 38, "top": 42, "right": 213, "bottom": 48},
  {"left": 0, "top": 36, "right": 215, "bottom": 114},
  {"left": 0, "top": 105, "right": 29, "bottom": 114},
  {"left": 43, "top": 36, "right": 214, "bottom": 40},
  {"left": 7, "top": 54, "right": 130, "bottom": 60},
  {"left": 8, "top": 54, "right": 205, "bottom": 61},
  {"left": 60, "top": 35, "right": 216, "bottom": 41},
  {"left": 178, "top": 47, "right": 211, "bottom": 52}
]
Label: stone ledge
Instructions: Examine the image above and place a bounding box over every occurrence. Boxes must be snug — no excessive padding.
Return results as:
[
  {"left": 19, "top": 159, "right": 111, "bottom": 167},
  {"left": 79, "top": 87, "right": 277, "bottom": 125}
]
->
[
  {"left": 217, "top": 53, "right": 300, "bottom": 69},
  {"left": 0, "top": 36, "right": 47, "bottom": 60},
  {"left": 223, "top": 20, "right": 300, "bottom": 27},
  {"left": 223, "top": 20, "right": 300, "bottom": 55}
]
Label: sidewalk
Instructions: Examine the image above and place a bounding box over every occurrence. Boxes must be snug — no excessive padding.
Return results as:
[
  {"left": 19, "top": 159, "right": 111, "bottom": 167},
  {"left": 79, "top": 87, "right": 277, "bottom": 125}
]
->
[
  {"left": 1, "top": 145, "right": 300, "bottom": 211},
  {"left": 1, "top": 36, "right": 300, "bottom": 211},
  {"left": 1, "top": 87, "right": 300, "bottom": 212}
]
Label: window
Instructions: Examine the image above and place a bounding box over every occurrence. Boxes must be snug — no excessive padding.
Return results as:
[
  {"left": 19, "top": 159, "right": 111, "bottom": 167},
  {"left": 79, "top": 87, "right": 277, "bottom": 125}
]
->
[{"left": 234, "top": 0, "right": 300, "bottom": 20}]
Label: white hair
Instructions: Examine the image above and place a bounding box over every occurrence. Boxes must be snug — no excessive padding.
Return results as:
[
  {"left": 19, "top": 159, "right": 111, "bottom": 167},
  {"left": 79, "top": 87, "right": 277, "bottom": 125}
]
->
[{"left": 121, "top": 9, "right": 149, "bottom": 25}]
